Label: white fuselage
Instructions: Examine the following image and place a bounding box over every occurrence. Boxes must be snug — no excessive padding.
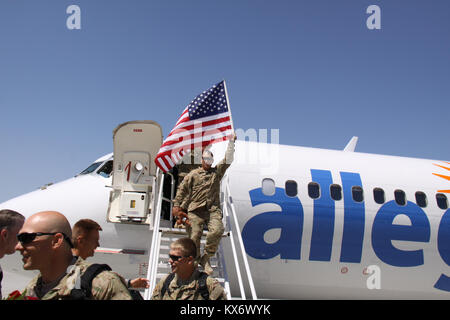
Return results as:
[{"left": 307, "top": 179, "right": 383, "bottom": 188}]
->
[{"left": 1, "top": 140, "right": 449, "bottom": 299}]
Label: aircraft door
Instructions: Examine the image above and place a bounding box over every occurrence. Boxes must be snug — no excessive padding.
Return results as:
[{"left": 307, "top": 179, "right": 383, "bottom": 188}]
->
[{"left": 107, "top": 121, "right": 163, "bottom": 224}]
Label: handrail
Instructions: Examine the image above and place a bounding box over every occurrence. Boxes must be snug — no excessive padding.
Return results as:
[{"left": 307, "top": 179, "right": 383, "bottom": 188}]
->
[
  {"left": 223, "top": 190, "right": 246, "bottom": 299},
  {"left": 165, "top": 171, "right": 175, "bottom": 225},
  {"left": 144, "top": 168, "right": 165, "bottom": 300},
  {"left": 143, "top": 170, "right": 257, "bottom": 300},
  {"left": 217, "top": 240, "right": 232, "bottom": 300},
  {"left": 226, "top": 182, "right": 258, "bottom": 300}
]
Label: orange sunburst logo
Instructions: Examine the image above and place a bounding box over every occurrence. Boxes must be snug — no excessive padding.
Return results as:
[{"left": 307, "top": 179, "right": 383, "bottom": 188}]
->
[{"left": 432, "top": 161, "right": 450, "bottom": 194}]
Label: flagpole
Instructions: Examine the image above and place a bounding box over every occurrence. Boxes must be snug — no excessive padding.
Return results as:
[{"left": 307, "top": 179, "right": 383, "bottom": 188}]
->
[{"left": 222, "top": 80, "right": 235, "bottom": 138}]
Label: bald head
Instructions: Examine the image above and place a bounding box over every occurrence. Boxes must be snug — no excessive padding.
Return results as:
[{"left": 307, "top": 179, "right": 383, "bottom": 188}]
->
[
  {"left": 16, "top": 211, "right": 74, "bottom": 282},
  {"left": 23, "top": 211, "right": 72, "bottom": 239}
]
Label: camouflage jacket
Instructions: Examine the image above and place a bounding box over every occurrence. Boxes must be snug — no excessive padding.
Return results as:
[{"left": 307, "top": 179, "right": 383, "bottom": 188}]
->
[
  {"left": 176, "top": 148, "right": 202, "bottom": 185},
  {"left": 173, "top": 140, "right": 235, "bottom": 213},
  {"left": 151, "top": 270, "right": 227, "bottom": 300},
  {"left": 22, "top": 257, "right": 133, "bottom": 300}
]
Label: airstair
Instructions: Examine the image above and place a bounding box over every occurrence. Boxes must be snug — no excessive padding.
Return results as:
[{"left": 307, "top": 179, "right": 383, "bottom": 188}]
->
[
  {"left": 142, "top": 170, "right": 257, "bottom": 300},
  {"left": 106, "top": 120, "right": 256, "bottom": 300}
]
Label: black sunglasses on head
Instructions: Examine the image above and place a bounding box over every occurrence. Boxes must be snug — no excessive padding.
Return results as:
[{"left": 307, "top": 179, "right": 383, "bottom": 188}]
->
[{"left": 17, "top": 232, "right": 74, "bottom": 248}]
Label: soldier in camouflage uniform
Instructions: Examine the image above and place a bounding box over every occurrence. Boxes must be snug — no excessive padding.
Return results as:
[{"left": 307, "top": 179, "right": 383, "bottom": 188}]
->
[
  {"left": 173, "top": 148, "right": 202, "bottom": 229},
  {"left": 0, "top": 209, "right": 25, "bottom": 299},
  {"left": 176, "top": 147, "right": 203, "bottom": 185},
  {"left": 151, "top": 237, "right": 227, "bottom": 300},
  {"left": 22, "top": 256, "right": 132, "bottom": 299},
  {"left": 172, "top": 135, "right": 236, "bottom": 275},
  {"left": 15, "top": 211, "right": 132, "bottom": 300}
]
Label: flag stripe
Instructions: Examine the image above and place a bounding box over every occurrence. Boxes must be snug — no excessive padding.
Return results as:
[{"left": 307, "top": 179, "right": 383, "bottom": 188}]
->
[
  {"left": 157, "top": 130, "right": 232, "bottom": 172},
  {"left": 174, "top": 108, "right": 190, "bottom": 127},
  {"left": 167, "top": 115, "right": 231, "bottom": 138},
  {"left": 170, "top": 111, "right": 230, "bottom": 133},
  {"left": 157, "top": 132, "right": 231, "bottom": 163},
  {"left": 157, "top": 135, "right": 230, "bottom": 161},
  {"left": 158, "top": 126, "right": 232, "bottom": 154},
  {"left": 157, "top": 157, "right": 169, "bottom": 172},
  {"left": 162, "top": 124, "right": 232, "bottom": 149},
  {"left": 163, "top": 120, "right": 231, "bottom": 147}
]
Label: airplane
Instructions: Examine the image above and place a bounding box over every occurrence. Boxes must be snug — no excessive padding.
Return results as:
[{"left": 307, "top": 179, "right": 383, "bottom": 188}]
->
[{"left": 0, "top": 120, "right": 449, "bottom": 299}]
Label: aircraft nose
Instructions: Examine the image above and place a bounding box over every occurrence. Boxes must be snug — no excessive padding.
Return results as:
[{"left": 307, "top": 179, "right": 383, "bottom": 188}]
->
[
  {"left": 0, "top": 177, "right": 79, "bottom": 218},
  {"left": 0, "top": 175, "right": 111, "bottom": 223},
  {"left": 0, "top": 193, "right": 39, "bottom": 218}
]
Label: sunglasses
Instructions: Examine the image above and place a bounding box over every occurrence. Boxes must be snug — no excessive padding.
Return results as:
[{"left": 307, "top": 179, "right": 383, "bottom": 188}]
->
[
  {"left": 169, "top": 254, "right": 189, "bottom": 262},
  {"left": 17, "top": 232, "right": 74, "bottom": 248}
]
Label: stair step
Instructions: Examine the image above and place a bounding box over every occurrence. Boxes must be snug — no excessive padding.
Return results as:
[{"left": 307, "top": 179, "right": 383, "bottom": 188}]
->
[
  {"left": 146, "top": 221, "right": 235, "bottom": 299},
  {"left": 159, "top": 227, "right": 230, "bottom": 238},
  {"left": 143, "top": 182, "right": 256, "bottom": 301}
]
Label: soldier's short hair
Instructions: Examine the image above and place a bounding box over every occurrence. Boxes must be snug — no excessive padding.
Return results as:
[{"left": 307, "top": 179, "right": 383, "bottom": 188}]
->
[
  {"left": 0, "top": 209, "right": 25, "bottom": 231},
  {"left": 72, "top": 219, "right": 102, "bottom": 246},
  {"left": 170, "top": 237, "right": 197, "bottom": 259}
]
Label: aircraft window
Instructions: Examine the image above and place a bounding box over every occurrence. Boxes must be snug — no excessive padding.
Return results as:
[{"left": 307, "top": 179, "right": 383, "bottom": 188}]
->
[
  {"left": 373, "top": 188, "right": 385, "bottom": 204},
  {"left": 285, "top": 180, "right": 298, "bottom": 197},
  {"left": 415, "top": 191, "right": 427, "bottom": 208},
  {"left": 262, "top": 178, "right": 275, "bottom": 196},
  {"left": 330, "top": 184, "right": 342, "bottom": 201},
  {"left": 308, "top": 182, "right": 320, "bottom": 199},
  {"left": 394, "top": 190, "right": 406, "bottom": 206},
  {"left": 79, "top": 162, "right": 102, "bottom": 175},
  {"left": 436, "top": 193, "right": 448, "bottom": 210},
  {"left": 352, "top": 186, "right": 364, "bottom": 202},
  {"left": 98, "top": 160, "right": 113, "bottom": 178}
]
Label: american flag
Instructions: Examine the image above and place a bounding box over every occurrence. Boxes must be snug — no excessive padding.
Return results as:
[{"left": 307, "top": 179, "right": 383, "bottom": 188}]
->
[{"left": 155, "top": 81, "right": 234, "bottom": 173}]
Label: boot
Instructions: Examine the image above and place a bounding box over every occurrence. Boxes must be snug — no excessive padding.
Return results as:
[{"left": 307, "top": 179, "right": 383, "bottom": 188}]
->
[{"left": 200, "top": 253, "right": 214, "bottom": 275}]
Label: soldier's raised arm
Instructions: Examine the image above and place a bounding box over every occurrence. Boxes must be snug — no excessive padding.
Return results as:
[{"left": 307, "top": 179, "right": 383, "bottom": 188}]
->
[{"left": 216, "top": 134, "right": 236, "bottom": 177}]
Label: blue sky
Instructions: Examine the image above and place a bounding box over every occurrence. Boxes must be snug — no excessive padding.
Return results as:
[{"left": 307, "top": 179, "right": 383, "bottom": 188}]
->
[{"left": 0, "top": 0, "right": 449, "bottom": 202}]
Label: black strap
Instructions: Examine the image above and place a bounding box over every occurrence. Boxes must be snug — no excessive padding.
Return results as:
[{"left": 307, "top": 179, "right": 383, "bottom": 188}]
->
[
  {"left": 197, "top": 272, "right": 210, "bottom": 300},
  {"left": 160, "top": 272, "right": 209, "bottom": 300},
  {"left": 80, "top": 264, "right": 112, "bottom": 297},
  {"left": 70, "top": 263, "right": 111, "bottom": 300},
  {"left": 160, "top": 272, "right": 176, "bottom": 298},
  {"left": 129, "top": 289, "right": 144, "bottom": 300}
]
